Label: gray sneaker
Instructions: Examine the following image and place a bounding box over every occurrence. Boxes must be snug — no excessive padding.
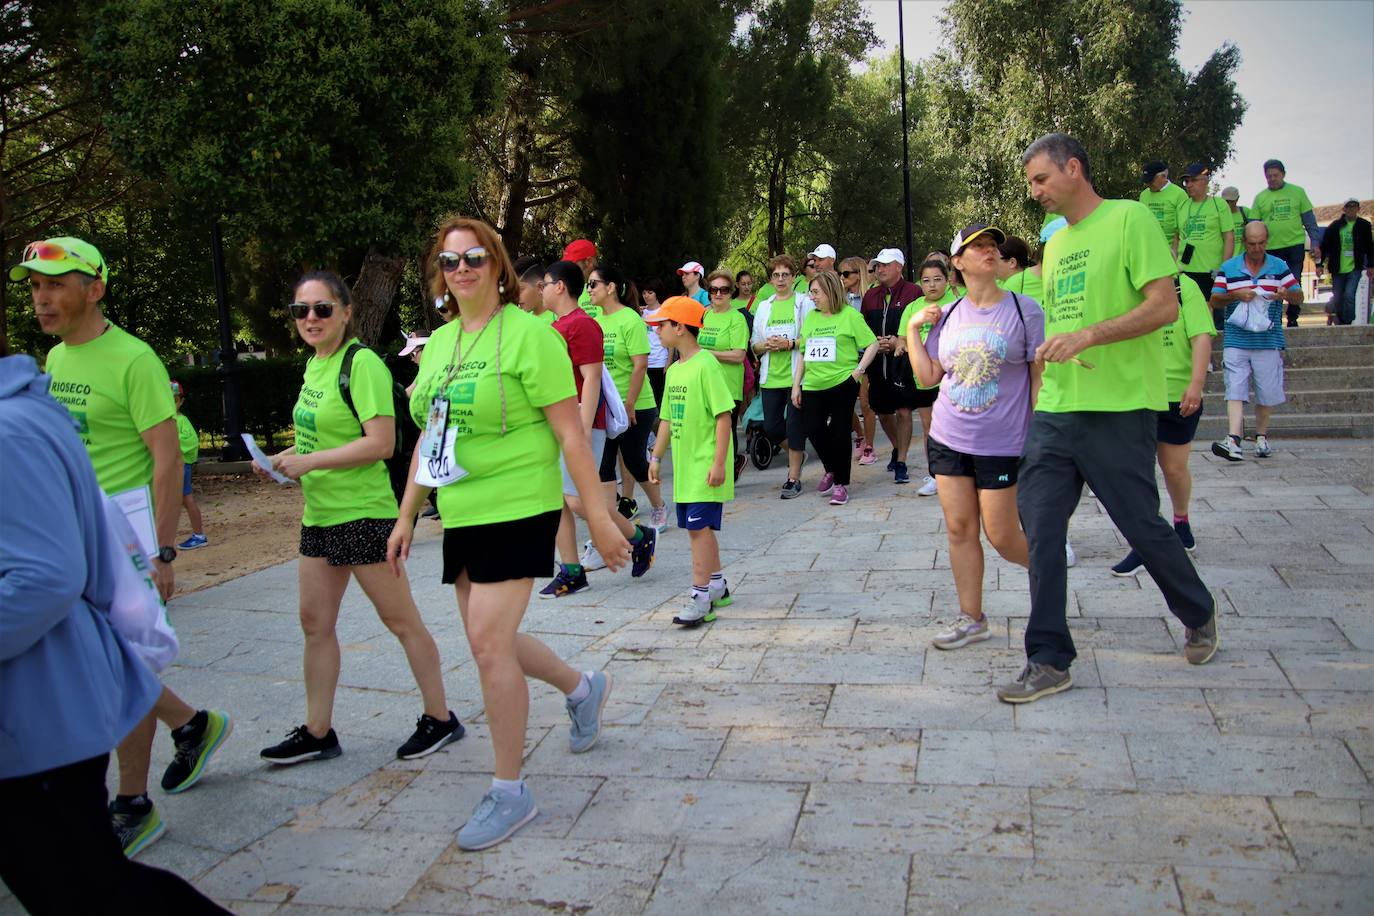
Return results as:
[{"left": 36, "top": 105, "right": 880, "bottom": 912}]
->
[
  {"left": 931, "top": 615, "right": 990, "bottom": 650},
  {"left": 996, "top": 662, "right": 1072, "bottom": 704},
  {"left": 1185, "top": 608, "right": 1219, "bottom": 665},
  {"left": 780, "top": 479, "right": 802, "bottom": 499},
  {"left": 457, "top": 786, "right": 538, "bottom": 851},
  {"left": 566, "top": 671, "right": 612, "bottom": 753},
  {"left": 1254, "top": 435, "right": 1273, "bottom": 458}
]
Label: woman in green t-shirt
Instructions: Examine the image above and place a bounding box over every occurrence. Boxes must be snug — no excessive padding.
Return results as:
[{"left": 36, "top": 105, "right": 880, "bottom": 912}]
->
[
  {"left": 791, "top": 270, "right": 880, "bottom": 506},
  {"left": 700, "top": 269, "right": 751, "bottom": 480},
  {"left": 256, "top": 271, "right": 457, "bottom": 769},
  {"left": 388, "top": 217, "right": 630, "bottom": 852}
]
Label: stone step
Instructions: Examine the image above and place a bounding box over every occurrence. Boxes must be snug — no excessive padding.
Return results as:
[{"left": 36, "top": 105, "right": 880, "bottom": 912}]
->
[
  {"left": 1213, "top": 345, "right": 1374, "bottom": 368},
  {"left": 1195, "top": 412, "right": 1374, "bottom": 439},
  {"left": 1211, "top": 324, "right": 1374, "bottom": 350},
  {"left": 1203, "top": 367, "right": 1367, "bottom": 394},
  {"left": 1221, "top": 389, "right": 1374, "bottom": 414}
]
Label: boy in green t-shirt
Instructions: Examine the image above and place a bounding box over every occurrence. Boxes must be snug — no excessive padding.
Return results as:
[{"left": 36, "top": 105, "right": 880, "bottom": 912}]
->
[
  {"left": 646, "top": 297, "right": 735, "bottom": 628},
  {"left": 170, "top": 381, "right": 208, "bottom": 549}
]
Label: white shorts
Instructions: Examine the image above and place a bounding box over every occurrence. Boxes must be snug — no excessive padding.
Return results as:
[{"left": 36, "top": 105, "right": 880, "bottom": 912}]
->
[
  {"left": 561, "top": 427, "right": 607, "bottom": 496},
  {"left": 1222, "top": 347, "right": 1286, "bottom": 407}
]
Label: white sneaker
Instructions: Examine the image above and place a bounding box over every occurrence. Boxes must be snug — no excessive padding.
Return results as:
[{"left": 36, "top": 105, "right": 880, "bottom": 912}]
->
[
  {"left": 580, "top": 539, "right": 607, "bottom": 572},
  {"left": 1065, "top": 540, "right": 1078, "bottom": 568},
  {"left": 1254, "top": 435, "right": 1273, "bottom": 458},
  {"left": 648, "top": 504, "right": 670, "bottom": 532},
  {"left": 1210, "top": 437, "right": 1243, "bottom": 462},
  {"left": 917, "top": 476, "right": 938, "bottom": 497}
]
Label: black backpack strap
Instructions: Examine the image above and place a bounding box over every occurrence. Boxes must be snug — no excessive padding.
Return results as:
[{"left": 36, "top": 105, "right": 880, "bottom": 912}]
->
[{"left": 338, "top": 342, "right": 365, "bottom": 431}]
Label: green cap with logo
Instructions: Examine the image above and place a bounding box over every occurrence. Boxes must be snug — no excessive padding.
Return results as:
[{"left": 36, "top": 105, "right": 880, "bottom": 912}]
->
[{"left": 9, "top": 237, "right": 107, "bottom": 282}]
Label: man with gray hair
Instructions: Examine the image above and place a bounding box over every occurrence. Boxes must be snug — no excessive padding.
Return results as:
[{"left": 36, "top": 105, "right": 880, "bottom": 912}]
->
[
  {"left": 1003, "top": 134, "right": 1218, "bottom": 705},
  {"left": 1252, "top": 160, "right": 1318, "bottom": 327}
]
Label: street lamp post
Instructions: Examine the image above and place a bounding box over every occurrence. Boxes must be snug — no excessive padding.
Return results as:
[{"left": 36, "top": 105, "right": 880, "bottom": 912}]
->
[
  {"left": 897, "top": 0, "right": 916, "bottom": 280},
  {"left": 211, "top": 218, "right": 249, "bottom": 461}
]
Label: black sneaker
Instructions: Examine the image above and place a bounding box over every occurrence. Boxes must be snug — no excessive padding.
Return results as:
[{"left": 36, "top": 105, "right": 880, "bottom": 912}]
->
[
  {"left": 886, "top": 449, "right": 898, "bottom": 472},
  {"left": 780, "top": 479, "right": 802, "bottom": 499},
  {"left": 1175, "top": 519, "right": 1196, "bottom": 553},
  {"left": 631, "top": 525, "right": 657, "bottom": 578},
  {"left": 734, "top": 453, "right": 747, "bottom": 482},
  {"left": 538, "top": 566, "right": 590, "bottom": 599},
  {"left": 161, "top": 709, "right": 233, "bottom": 793},
  {"left": 260, "top": 725, "right": 342, "bottom": 765},
  {"left": 894, "top": 461, "right": 910, "bottom": 484},
  {"left": 109, "top": 797, "right": 165, "bottom": 858},
  {"left": 617, "top": 496, "right": 639, "bottom": 521},
  {"left": 396, "top": 712, "right": 464, "bottom": 759}
]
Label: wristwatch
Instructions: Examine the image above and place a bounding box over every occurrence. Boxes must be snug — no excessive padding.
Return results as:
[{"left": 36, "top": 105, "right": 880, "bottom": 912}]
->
[{"left": 157, "top": 545, "right": 177, "bottom": 563}]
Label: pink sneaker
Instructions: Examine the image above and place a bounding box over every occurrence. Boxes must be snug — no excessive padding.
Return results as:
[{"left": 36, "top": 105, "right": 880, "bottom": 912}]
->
[
  {"left": 853, "top": 437, "right": 866, "bottom": 459},
  {"left": 829, "top": 484, "right": 849, "bottom": 505},
  {"left": 858, "top": 447, "right": 876, "bottom": 465},
  {"left": 817, "top": 472, "right": 835, "bottom": 495}
]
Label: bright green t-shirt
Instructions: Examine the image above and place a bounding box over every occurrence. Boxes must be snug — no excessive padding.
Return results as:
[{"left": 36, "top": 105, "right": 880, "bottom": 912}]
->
[
  {"left": 577, "top": 288, "right": 601, "bottom": 321},
  {"left": 1161, "top": 274, "right": 1216, "bottom": 402},
  {"left": 409, "top": 305, "right": 575, "bottom": 527},
  {"left": 596, "top": 305, "right": 656, "bottom": 411},
  {"left": 1339, "top": 222, "right": 1356, "bottom": 274},
  {"left": 797, "top": 307, "right": 876, "bottom": 391},
  {"left": 1253, "top": 182, "right": 1314, "bottom": 249},
  {"left": 758, "top": 296, "right": 801, "bottom": 390},
  {"left": 699, "top": 307, "right": 750, "bottom": 402},
  {"left": 293, "top": 340, "right": 397, "bottom": 527},
  {"left": 998, "top": 270, "right": 1044, "bottom": 303},
  {"left": 45, "top": 323, "right": 175, "bottom": 497},
  {"left": 1231, "top": 207, "right": 1247, "bottom": 234},
  {"left": 663, "top": 349, "right": 735, "bottom": 505},
  {"left": 1178, "top": 195, "right": 1234, "bottom": 273},
  {"left": 898, "top": 297, "right": 948, "bottom": 390},
  {"left": 534, "top": 309, "right": 557, "bottom": 326},
  {"left": 175, "top": 413, "right": 199, "bottom": 464},
  {"left": 1039, "top": 199, "right": 1176, "bottom": 413},
  {"left": 1139, "top": 181, "right": 1188, "bottom": 243}
]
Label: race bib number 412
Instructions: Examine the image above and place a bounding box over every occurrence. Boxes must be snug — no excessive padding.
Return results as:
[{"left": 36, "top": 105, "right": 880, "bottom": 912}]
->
[{"left": 804, "top": 336, "right": 837, "bottom": 362}]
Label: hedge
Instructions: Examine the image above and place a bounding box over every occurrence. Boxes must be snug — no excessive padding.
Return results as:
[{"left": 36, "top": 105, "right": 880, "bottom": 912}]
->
[{"left": 167, "top": 356, "right": 308, "bottom": 452}]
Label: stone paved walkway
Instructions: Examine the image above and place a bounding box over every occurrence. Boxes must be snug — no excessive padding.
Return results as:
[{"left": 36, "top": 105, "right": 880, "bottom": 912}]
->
[{"left": 6, "top": 437, "right": 1373, "bottom": 914}]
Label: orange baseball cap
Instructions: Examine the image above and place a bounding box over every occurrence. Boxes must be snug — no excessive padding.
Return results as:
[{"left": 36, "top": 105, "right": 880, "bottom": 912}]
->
[{"left": 643, "top": 295, "right": 706, "bottom": 327}]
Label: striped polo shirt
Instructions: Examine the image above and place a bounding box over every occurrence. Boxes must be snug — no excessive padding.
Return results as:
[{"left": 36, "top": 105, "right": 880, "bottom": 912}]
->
[{"left": 1211, "top": 253, "right": 1298, "bottom": 350}]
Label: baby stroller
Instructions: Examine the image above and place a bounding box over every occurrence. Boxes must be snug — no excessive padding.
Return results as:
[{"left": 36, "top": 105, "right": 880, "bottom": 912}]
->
[{"left": 742, "top": 393, "right": 780, "bottom": 470}]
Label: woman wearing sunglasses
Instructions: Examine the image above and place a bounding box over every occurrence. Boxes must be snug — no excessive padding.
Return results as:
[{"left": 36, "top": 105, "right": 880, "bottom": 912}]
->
[
  {"left": 257, "top": 271, "right": 458, "bottom": 767},
  {"left": 389, "top": 217, "right": 630, "bottom": 851},
  {"left": 700, "top": 269, "right": 751, "bottom": 480},
  {"left": 749, "top": 254, "right": 813, "bottom": 498}
]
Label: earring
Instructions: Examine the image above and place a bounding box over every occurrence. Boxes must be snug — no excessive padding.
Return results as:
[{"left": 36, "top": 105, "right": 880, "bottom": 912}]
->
[{"left": 498, "top": 281, "right": 505, "bottom": 295}]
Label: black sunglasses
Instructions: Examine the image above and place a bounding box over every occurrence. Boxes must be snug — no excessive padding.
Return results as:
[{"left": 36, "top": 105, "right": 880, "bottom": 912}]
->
[
  {"left": 436, "top": 247, "right": 489, "bottom": 272},
  {"left": 708, "top": 285, "right": 732, "bottom": 294},
  {"left": 839, "top": 270, "right": 858, "bottom": 278},
  {"left": 288, "top": 302, "right": 336, "bottom": 320}
]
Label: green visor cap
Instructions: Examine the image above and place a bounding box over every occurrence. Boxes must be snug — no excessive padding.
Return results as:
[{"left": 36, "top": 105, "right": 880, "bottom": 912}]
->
[{"left": 10, "top": 237, "right": 107, "bottom": 282}]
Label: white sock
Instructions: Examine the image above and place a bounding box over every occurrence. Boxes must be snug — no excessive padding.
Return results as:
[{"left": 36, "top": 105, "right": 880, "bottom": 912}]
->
[
  {"left": 566, "top": 672, "right": 592, "bottom": 704},
  {"left": 491, "top": 777, "right": 523, "bottom": 798},
  {"left": 709, "top": 572, "right": 727, "bottom": 596},
  {"left": 691, "top": 584, "right": 709, "bottom": 602}
]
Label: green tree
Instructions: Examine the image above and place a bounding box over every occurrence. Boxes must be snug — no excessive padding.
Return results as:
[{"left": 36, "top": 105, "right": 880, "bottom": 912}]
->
[{"left": 88, "top": 0, "right": 506, "bottom": 345}]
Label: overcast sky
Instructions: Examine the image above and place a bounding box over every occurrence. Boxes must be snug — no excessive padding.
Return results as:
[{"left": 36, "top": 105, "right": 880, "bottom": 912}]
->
[{"left": 860, "top": 0, "right": 1374, "bottom": 208}]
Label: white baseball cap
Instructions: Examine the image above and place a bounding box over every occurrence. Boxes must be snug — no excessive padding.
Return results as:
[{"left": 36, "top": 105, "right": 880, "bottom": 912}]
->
[
  {"left": 676, "top": 261, "right": 705, "bottom": 276},
  {"left": 399, "top": 333, "right": 429, "bottom": 356},
  {"left": 809, "top": 243, "right": 837, "bottom": 260},
  {"left": 868, "top": 248, "right": 905, "bottom": 269}
]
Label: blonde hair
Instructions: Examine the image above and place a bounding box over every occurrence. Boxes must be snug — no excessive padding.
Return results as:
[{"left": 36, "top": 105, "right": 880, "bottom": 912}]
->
[
  {"left": 808, "top": 269, "right": 847, "bottom": 315},
  {"left": 426, "top": 215, "right": 519, "bottom": 308},
  {"left": 705, "top": 269, "right": 734, "bottom": 295},
  {"left": 838, "top": 256, "right": 870, "bottom": 292}
]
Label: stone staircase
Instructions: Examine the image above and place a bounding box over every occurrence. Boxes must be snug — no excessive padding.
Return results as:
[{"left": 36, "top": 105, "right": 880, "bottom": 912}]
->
[{"left": 1198, "top": 324, "right": 1374, "bottom": 439}]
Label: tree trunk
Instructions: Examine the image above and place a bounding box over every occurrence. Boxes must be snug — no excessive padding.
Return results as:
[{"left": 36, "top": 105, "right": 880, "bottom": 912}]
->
[{"left": 351, "top": 246, "right": 406, "bottom": 347}]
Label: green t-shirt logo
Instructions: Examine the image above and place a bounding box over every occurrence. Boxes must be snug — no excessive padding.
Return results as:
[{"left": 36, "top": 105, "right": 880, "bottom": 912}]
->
[
  {"left": 1056, "top": 269, "right": 1087, "bottom": 300},
  {"left": 1273, "top": 199, "right": 1292, "bottom": 219},
  {"left": 669, "top": 400, "right": 686, "bottom": 421},
  {"left": 294, "top": 406, "right": 316, "bottom": 433},
  {"left": 72, "top": 410, "right": 90, "bottom": 436},
  {"left": 451, "top": 381, "right": 476, "bottom": 404}
]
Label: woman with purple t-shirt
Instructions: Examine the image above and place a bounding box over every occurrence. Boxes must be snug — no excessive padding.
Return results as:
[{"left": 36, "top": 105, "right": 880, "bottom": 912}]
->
[{"left": 906, "top": 223, "right": 1046, "bottom": 650}]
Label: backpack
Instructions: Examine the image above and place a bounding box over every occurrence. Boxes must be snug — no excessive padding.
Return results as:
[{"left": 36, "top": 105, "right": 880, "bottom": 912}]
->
[{"left": 338, "top": 342, "right": 417, "bottom": 504}]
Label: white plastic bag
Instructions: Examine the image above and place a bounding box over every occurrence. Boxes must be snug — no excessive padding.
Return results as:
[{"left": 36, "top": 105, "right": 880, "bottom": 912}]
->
[
  {"left": 601, "top": 366, "right": 630, "bottom": 439},
  {"left": 102, "top": 496, "right": 179, "bottom": 672},
  {"left": 1226, "top": 295, "right": 1273, "bottom": 333}
]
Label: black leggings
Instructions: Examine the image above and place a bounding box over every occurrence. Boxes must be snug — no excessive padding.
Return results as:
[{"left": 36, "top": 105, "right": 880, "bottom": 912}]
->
[
  {"left": 0, "top": 754, "right": 228, "bottom": 914},
  {"left": 600, "top": 408, "right": 657, "bottom": 482},
  {"left": 647, "top": 367, "right": 667, "bottom": 411},
  {"left": 801, "top": 377, "right": 859, "bottom": 485},
  {"left": 762, "top": 386, "right": 805, "bottom": 450}
]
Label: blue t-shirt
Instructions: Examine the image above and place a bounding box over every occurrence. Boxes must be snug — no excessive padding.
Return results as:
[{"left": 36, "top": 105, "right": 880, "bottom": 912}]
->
[{"left": 1211, "top": 254, "right": 1298, "bottom": 351}]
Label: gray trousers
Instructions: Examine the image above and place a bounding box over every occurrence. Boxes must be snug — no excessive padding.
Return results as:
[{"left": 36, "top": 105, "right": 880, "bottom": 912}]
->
[{"left": 1016, "top": 410, "right": 1214, "bottom": 670}]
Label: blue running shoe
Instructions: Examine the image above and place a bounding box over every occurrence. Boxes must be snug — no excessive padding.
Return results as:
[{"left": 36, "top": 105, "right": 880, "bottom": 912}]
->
[
  {"left": 457, "top": 786, "right": 539, "bottom": 851},
  {"left": 177, "top": 533, "right": 208, "bottom": 550},
  {"left": 630, "top": 526, "right": 656, "bottom": 578},
  {"left": 538, "top": 566, "right": 589, "bottom": 599},
  {"left": 567, "top": 671, "right": 612, "bottom": 753}
]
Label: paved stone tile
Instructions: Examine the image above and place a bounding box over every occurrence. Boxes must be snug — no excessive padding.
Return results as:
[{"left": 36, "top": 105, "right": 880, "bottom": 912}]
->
[
  {"left": 1270, "top": 797, "right": 1374, "bottom": 875},
  {"left": 1164, "top": 615, "right": 1353, "bottom": 650},
  {"left": 523, "top": 725, "right": 727, "bottom": 780},
  {"left": 645, "top": 683, "right": 832, "bottom": 728},
  {"left": 764, "top": 534, "right": 884, "bottom": 554},
  {"left": 1301, "top": 690, "right": 1374, "bottom": 738},
  {"left": 367, "top": 771, "right": 601, "bottom": 837},
  {"left": 197, "top": 826, "right": 452, "bottom": 909},
  {"left": 1174, "top": 866, "right": 1374, "bottom": 915},
  {"left": 1127, "top": 734, "right": 1373, "bottom": 799},
  {"left": 812, "top": 548, "right": 936, "bottom": 571},
  {"left": 826, "top": 684, "right": 1013, "bottom": 730},
  {"left": 1030, "top": 789, "right": 1295, "bottom": 870},
  {"left": 1224, "top": 586, "right": 1374, "bottom": 617},
  {"left": 865, "top": 568, "right": 992, "bottom": 593},
  {"left": 1322, "top": 541, "right": 1374, "bottom": 565},
  {"left": 710, "top": 727, "right": 921, "bottom": 784},
  {"left": 604, "top": 647, "right": 764, "bottom": 683},
  {"left": 1331, "top": 611, "right": 1374, "bottom": 650},
  {"left": 1094, "top": 648, "right": 1291, "bottom": 688},
  {"left": 923, "top": 647, "right": 1101, "bottom": 688},
  {"left": 752, "top": 648, "right": 922, "bottom": 684},
  {"left": 645, "top": 844, "right": 911, "bottom": 915},
  {"left": 397, "top": 837, "right": 670, "bottom": 914},
  {"left": 1205, "top": 688, "right": 1315, "bottom": 736},
  {"left": 932, "top": 590, "right": 1040, "bottom": 620},
  {"left": 1276, "top": 567, "right": 1374, "bottom": 589},
  {"left": 698, "top": 618, "right": 856, "bottom": 649},
  {"left": 1014, "top": 687, "right": 1219, "bottom": 735},
  {"left": 1274, "top": 650, "right": 1374, "bottom": 690},
  {"left": 1008, "top": 616, "right": 1176, "bottom": 650},
  {"left": 1074, "top": 588, "right": 1197, "bottom": 619},
  {"left": 1277, "top": 509, "right": 1374, "bottom": 536},
  {"left": 387, "top": 723, "right": 551, "bottom": 774},
  {"left": 291, "top": 769, "right": 419, "bottom": 830},
  {"left": 735, "top": 570, "right": 868, "bottom": 594},
  {"left": 794, "top": 783, "right": 1032, "bottom": 857},
  {"left": 568, "top": 777, "right": 806, "bottom": 847},
  {"left": 850, "top": 621, "right": 942, "bottom": 651},
  {"left": 791, "top": 590, "right": 935, "bottom": 618},
  {"left": 906, "top": 856, "right": 1182, "bottom": 915},
  {"left": 917, "top": 730, "right": 1135, "bottom": 790},
  {"left": 492, "top": 680, "right": 665, "bottom": 729}
]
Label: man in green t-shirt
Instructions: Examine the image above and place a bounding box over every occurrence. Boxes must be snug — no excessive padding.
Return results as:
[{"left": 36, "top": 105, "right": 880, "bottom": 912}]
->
[
  {"left": 1252, "top": 159, "right": 1319, "bottom": 327},
  {"left": 1221, "top": 186, "right": 1250, "bottom": 235},
  {"left": 1138, "top": 160, "right": 1189, "bottom": 256},
  {"left": 1316, "top": 199, "right": 1374, "bottom": 326},
  {"left": 563, "top": 238, "right": 600, "bottom": 318},
  {"left": 1002, "top": 135, "right": 1217, "bottom": 706},
  {"left": 14, "top": 237, "right": 232, "bottom": 858},
  {"left": 1177, "top": 163, "right": 1236, "bottom": 300}
]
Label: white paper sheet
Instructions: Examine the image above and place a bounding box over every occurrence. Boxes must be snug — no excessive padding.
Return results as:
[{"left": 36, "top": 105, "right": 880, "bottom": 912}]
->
[
  {"left": 240, "top": 434, "right": 296, "bottom": 485},
  {"left": 110, "top": 485, "right": 158, "bottom": 559}
]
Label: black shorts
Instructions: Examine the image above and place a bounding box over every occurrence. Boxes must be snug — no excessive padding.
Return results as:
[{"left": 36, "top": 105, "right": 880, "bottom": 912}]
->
[
  {"left": 926, "top": 436, "right": 1019, "bottom": 490},
  {"left": 600, "top": 408, "right": 657, "bottom": 483},
  {"left": 441, "top": 509, "right": 561, "bottom": 584},
  {"left": 867, "top": 373, "right": 918, "bottom": 414},
  {"left": 300, "top": 517, "right": 395, "bottom": 567},
  {"left": 1157, "top": 400, "right": 1203, "bottom": 446},
  {"left": 912, "top": 385, "right": 938, "bottom": 409}
]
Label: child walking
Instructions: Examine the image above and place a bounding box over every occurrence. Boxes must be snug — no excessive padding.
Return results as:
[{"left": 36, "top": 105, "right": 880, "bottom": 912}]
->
[
  {"left": 171, "top": 381, "right": 208, "bottom": 549},
  {"left": 645, "top": 297, "right": 736, "bottom": 627}
]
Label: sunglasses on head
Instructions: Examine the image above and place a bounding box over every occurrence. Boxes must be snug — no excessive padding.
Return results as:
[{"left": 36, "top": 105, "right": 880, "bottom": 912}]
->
[
  {"left": 288, "top": 302, "right": 337, "bottom": 320},
  {"left": 22, "top": 240, "right": 103, "bottom": 277},
  {"left": 436, "top": 247, "right": 489, "bottom": 272},
  {"left": 708, "top": 285, "right": 732, "bottom": 295}
]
